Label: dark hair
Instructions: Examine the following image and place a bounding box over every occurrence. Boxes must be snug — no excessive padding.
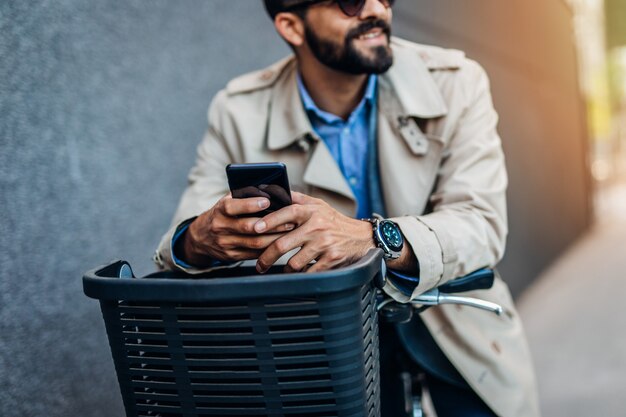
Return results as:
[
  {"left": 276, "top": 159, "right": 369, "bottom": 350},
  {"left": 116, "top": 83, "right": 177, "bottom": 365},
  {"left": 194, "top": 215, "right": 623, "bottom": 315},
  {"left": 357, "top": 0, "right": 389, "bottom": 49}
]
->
[
  {"left": 263, "top": 0, "right": 308, "bottom": 19},
  {"left": 263, "top": 0, "right": 283, "bottom": 18}
]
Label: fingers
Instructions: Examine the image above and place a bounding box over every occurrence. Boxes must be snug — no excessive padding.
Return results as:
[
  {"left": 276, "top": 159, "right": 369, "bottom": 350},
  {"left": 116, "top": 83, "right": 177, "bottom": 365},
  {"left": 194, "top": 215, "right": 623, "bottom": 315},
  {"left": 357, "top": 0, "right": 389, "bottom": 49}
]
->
[
  {"left": 305, "top": 260, "right": 332, "bottom": 273},
  {"left": 254, "top": 204, "right": 310, "bottom": 234},
  {"left": 220, "top": 196, "right": 270, "bottom": 217},
  {"left": 216, "top": 233, "right": 284, "bottom": 253},
  {"left": 283, "top": 246, "right": 320, "bottom": 273},
  {"left": 217, "top": 249, "right": 263, "bottom": 262},
  {"left": 270, "top": 223, "right": 297, "bottom": 233},
  {"left": 213, "top": 214, "right": 294, "bottom": 235},
  {"left": 234, "top": 186, "right": 271, "bottom": 199},
  {"left": 306, "top": 256, "right": 347, "bottom": 273},
  {"left": 251, "top": 192, "right": 322, "bottom": 233},
  {"left": 259, "top": 184, "right": 292, "bottom": 206},
  {"left": 284, "top": 245, "right": 349, "bottom": 274},
  {"left": 256, "top": 228, "right": 308, "bottom": 273}
]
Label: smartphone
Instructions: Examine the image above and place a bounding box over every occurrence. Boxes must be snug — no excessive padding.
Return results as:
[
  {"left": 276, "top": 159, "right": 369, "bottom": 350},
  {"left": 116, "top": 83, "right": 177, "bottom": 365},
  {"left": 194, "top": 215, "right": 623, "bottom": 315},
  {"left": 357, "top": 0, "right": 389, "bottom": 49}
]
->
[{"left": 226, "top": 162, "right": 292, "bottom": 217}]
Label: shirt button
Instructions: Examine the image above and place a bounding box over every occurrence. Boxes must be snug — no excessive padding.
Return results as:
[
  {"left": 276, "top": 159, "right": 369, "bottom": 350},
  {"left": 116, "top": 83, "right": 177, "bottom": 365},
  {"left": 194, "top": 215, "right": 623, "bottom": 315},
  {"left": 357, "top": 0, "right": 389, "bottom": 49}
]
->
[
  {"left": 343, "top": 127, "right": 350, "bottom": 135},
  {"left": 349, "top": 177, "right": 358, "bottom": 186}
]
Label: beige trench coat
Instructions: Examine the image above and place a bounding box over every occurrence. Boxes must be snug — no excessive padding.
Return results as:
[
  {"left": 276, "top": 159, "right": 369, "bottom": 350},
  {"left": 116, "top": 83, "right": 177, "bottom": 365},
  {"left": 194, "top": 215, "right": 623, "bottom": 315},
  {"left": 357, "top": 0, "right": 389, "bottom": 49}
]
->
[{"left": 155, "top": 37, "right": 540, "bottom": 417}]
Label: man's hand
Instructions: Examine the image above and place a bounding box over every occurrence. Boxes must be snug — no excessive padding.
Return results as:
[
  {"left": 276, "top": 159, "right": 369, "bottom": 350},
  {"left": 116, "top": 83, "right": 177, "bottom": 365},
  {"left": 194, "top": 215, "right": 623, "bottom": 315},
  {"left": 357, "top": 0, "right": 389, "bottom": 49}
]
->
[
  {"left": 254, "top": 192, "right": 376, "bottom": 273},
  {"left": 178, "top": 194, "right": 294, "bottom": 267}
]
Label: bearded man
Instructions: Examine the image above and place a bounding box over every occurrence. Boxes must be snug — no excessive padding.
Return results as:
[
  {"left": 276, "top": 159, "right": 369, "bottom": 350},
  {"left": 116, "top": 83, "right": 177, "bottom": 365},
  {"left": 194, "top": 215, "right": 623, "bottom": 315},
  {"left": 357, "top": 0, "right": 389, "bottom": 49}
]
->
[{"left": 154, "top": 1, "right": 541, "bottom": 415}]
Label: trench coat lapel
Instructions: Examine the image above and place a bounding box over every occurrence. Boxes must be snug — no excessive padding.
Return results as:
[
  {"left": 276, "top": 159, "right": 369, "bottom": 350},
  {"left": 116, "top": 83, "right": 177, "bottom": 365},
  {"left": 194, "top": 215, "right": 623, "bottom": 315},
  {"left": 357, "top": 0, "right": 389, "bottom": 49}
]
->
[
  {"left": 385, "top": 38, "right": 449, "bottom": 119},
  {"left": 267, "top": 59, "right": 311, "bottom": 151},
  {"left": 376, "top": 40, "right": 450, "bottom": 216},
  {"left": 379, "top": 39, "right": 449, "bottom": 155},
  {"left": 266, "top": 60, "right": 355, "bottom": 201}
]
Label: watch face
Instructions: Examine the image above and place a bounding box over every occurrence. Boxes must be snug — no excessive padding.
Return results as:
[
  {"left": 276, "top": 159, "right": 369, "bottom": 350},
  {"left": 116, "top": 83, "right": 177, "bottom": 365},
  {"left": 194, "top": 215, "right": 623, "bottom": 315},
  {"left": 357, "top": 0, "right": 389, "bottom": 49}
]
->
[{"left": 380, "top": 221, "right": 403, "bottom": 251}]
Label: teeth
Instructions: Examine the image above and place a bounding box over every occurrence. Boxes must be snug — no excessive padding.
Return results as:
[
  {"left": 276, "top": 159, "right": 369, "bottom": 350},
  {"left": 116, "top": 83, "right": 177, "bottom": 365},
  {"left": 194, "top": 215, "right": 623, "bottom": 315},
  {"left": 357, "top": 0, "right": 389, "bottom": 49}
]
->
[{"left": 361, "top": 31, "right": 380, "bottom": 39}]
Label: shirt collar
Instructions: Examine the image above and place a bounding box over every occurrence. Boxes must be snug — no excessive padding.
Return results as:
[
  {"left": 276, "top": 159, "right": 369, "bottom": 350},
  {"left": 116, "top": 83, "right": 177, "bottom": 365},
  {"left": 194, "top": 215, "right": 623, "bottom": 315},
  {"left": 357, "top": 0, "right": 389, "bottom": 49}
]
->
[
  {"left": 267, "top": 39, "right": 449, "bottom": 151},
  {"left": 296, "top": 73, "right": 378, "bottom": 124}
]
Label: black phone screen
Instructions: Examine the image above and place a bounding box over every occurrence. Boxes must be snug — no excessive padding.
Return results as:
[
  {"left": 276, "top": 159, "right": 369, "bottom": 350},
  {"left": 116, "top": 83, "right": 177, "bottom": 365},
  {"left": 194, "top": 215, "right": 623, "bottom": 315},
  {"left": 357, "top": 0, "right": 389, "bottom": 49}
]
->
[{"left": 226, "top": 163, "right": 292, "bottom": 217}]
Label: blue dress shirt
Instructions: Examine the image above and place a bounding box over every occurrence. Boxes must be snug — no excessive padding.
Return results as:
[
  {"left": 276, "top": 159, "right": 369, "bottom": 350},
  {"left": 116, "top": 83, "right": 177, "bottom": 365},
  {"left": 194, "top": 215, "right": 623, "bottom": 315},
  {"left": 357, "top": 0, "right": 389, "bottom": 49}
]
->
[{"left": 296, "top": 74, "right": 375, "bottom": 219}]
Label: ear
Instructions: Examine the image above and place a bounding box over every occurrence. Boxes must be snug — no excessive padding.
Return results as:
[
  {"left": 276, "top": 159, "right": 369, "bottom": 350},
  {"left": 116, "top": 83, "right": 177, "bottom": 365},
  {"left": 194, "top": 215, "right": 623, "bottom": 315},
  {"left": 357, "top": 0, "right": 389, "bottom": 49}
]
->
[{"left": 274, "top": 12, "right": 306, "bottom": 48}]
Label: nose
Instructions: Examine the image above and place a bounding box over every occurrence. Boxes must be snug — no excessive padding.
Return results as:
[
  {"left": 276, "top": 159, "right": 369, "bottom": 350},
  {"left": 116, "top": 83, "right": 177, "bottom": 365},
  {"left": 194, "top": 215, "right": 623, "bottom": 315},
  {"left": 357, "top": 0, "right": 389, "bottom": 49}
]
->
[{"left": 359, "top": 0, "right": 391, "bottom": 20}]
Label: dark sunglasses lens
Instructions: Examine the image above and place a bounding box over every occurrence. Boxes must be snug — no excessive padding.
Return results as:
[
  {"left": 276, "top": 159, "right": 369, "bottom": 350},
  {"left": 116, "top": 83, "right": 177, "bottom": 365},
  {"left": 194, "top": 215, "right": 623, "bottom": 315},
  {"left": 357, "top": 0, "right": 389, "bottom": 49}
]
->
[
  {"left": 338, "top": 0, "right": 394, "bottom": 16},
  {"left": 338, "top": 0, "right": 365, "bottom": 16}
]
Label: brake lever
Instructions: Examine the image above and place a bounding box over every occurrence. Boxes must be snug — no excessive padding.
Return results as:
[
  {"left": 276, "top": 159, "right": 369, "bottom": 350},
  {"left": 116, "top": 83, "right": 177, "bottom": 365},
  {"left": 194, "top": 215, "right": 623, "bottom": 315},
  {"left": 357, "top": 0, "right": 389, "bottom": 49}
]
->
[{"left": 411, "top": 289, "right": 504, "bottom": 316}]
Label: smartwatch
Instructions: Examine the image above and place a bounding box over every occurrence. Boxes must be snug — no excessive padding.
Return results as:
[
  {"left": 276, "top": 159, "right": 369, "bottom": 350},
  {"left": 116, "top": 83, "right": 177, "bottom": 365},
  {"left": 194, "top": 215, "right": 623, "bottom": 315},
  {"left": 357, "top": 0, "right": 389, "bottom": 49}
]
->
[{"left": 363, "top": 218, "right": 404, "bottom": 260}]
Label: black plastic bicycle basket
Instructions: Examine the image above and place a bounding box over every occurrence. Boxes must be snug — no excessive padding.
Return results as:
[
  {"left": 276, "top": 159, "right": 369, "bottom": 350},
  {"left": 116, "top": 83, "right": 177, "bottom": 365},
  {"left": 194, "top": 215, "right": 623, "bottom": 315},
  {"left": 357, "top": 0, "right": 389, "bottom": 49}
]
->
[{"left": 83, "top": 249, "right": 384, "bottom": 417}]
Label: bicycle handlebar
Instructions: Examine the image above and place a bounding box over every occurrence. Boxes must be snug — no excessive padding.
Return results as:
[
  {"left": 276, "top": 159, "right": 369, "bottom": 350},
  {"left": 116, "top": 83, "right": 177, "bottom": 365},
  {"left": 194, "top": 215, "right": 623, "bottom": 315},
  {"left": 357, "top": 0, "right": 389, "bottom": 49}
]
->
[{"left": 378, "top": 266, "right": 504, "bottom": 323}]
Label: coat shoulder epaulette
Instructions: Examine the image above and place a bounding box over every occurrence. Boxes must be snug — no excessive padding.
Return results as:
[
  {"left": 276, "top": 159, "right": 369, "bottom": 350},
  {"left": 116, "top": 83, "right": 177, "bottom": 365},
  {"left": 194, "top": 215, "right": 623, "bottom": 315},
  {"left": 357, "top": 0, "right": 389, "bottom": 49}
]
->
[
  {"left": 226, "top": 56, "right": 294, "bottom": 96},
  {"left": 393, "top": 38, "right": 466, "bottom": 71}
]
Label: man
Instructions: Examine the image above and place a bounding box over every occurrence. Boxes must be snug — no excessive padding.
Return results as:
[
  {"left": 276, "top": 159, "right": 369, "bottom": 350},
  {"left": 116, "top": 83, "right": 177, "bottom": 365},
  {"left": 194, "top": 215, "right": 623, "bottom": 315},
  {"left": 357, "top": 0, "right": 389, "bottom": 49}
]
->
[{"left": 154, "top": 0, "right": 540, "bottom": 415}]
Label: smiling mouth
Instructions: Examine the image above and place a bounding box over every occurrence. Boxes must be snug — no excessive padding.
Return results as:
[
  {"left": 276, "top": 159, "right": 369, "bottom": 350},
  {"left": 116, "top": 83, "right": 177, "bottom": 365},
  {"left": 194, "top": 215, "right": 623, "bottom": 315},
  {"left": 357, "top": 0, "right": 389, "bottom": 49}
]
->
[{"left": 357, "top": 28, "right": 385, "bottom": 40}]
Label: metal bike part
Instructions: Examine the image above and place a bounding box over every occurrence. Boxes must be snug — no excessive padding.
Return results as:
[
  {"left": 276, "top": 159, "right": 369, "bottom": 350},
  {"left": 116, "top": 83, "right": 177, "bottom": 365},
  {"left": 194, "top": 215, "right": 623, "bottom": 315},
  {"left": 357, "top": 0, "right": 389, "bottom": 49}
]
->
[
  {"left": 412, "top": 395, "right": 424, "bottom": 417},
  {"left": 411, "top": 289, "right": 504, "bottom": 316},
  {"left": 401, "top": 371, "right": 424, "bottom": 417},
  {"left": 377, "top": 299, "right": 414, "bottom": 323}
]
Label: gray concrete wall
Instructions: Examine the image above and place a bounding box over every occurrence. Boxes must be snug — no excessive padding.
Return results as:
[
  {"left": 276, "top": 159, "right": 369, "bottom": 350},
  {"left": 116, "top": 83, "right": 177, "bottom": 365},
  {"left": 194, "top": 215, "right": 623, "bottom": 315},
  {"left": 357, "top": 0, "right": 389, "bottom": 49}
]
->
[
  {"left": 0, "top": 2, "right": 289, "bottom": 416},
  {"left": 0, "top": 1, "right": 590, "bottom": 416}
]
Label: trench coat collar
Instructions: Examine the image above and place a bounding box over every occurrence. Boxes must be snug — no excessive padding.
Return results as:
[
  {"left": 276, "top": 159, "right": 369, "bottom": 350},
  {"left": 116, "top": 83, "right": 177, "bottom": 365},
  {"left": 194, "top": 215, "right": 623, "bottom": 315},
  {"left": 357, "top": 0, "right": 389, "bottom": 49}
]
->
[
  {"left": 267, "top": 58, "right": 313, "bottom": 151},
  {"left": 385, "top": 37, "right": 449, "bottom": 119},
  {"left": 266, "top": 37, "right": 449, "bottom": 151}
]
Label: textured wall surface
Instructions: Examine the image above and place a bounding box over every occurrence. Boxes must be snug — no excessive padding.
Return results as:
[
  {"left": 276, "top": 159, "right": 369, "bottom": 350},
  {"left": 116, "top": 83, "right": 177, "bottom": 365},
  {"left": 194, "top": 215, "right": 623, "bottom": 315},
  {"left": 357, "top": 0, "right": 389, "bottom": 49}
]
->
[
  {"left": 1, "top": 1, "right": 590, "bottom": 416},
  {"left": 0, "top": 2, "right": 289, "bottom": 416}
]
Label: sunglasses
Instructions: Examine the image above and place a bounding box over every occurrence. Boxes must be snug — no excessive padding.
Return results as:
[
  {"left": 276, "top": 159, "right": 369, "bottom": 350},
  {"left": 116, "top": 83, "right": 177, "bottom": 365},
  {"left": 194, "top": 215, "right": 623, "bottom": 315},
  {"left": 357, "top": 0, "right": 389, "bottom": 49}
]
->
[{"left": 285, "top": 0, "right": 395, "bottom": 17}]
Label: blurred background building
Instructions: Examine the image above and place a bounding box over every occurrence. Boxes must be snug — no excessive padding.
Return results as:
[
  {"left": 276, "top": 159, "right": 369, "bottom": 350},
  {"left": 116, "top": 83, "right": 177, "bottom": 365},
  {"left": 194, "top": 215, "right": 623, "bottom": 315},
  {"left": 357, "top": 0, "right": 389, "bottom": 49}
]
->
[
  {"left": 568, "top": 0, "right": 626, "bottom": 218},
  {"left": 1, "top": 1, "right": 624, "bottom": 416}
]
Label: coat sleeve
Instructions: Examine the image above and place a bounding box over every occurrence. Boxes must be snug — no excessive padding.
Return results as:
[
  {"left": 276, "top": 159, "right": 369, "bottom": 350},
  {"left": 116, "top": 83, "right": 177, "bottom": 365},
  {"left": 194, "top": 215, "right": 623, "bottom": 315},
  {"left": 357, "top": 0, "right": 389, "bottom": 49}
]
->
[
  {"left": 389, "top": 61, "right": 508, "bottom": 301},
  {"left": 153, "top": 90, "right": 242, "bottom": 274}
]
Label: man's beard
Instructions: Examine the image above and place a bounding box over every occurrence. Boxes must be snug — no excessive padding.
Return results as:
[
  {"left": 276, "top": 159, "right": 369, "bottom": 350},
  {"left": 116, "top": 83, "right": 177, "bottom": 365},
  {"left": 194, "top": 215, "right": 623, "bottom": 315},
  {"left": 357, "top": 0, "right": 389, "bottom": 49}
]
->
[{"left": 304, "top": 19, "right": 393, "bottom": 75}]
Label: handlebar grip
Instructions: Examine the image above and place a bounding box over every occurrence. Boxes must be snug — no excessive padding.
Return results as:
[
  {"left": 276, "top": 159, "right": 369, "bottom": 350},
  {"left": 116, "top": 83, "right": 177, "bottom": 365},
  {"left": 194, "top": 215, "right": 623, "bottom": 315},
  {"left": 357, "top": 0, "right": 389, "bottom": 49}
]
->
[{"left": 437, "top": 269, "right": 495, "bottom": 294}]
